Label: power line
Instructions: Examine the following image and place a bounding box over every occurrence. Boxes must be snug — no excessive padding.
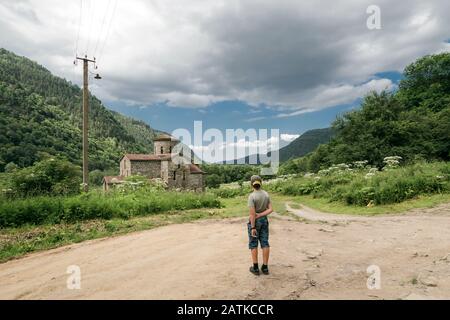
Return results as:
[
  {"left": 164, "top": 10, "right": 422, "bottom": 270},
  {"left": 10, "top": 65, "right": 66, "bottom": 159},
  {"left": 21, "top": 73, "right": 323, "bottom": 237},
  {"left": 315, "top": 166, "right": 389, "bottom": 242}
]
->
[
  {"left": 74, "top": 0, "right": 83, "bottom": 57},
  {"left": 97, "top": 0, "right": 118, "bottom": 64},
  {"left": 93, "top": 0, "right": 112, "bottom": 58},
  {"left": 85, "top": 0, "right": 96, "bottom": 55}
]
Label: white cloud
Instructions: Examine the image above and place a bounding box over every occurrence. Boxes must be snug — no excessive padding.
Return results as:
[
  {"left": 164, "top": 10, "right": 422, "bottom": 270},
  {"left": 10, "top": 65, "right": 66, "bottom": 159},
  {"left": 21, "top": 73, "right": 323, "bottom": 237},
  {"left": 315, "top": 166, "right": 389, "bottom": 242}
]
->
[
  {"left": 280, "top": 134, "right": 300, "bottom": 142},
  {"left": 276, "top": 78, "right": 395, "bottom": 118}
]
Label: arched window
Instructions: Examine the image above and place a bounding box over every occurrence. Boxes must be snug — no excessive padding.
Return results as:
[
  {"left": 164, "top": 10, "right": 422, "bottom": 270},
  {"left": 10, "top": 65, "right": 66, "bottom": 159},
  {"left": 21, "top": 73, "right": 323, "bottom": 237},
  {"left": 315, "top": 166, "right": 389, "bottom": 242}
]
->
[
  {"left": 160, "top": 146, "right": 164, "bottom": 154},
  {"left": 169, "top": 146, "right": 172, "bottom": 153},
  {"left": 173, "top": 171, "right": 176, "bottom": 180}
]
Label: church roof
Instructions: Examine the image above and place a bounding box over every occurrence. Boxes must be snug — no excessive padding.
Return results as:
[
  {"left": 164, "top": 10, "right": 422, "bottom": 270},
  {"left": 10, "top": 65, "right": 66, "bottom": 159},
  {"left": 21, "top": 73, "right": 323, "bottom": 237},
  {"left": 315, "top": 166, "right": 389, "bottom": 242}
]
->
[
  {"left": 154, "top": 133, "right": 180, "bottom": 142},
  {"left": 122, "top": 154, "right": 172, "bottom": 161},
  {"left": 189, "top": 164, "right": 204, "bottom": 174}
]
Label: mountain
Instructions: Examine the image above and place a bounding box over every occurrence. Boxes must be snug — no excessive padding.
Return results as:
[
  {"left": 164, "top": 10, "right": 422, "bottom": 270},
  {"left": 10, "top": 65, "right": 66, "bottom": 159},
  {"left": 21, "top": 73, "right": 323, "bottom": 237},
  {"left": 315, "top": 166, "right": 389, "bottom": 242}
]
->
[
  {"left": 222, "top": 127, "right": 334, "bottom": 164},
  {"left": 0, "top": 48, "right": 158, "bottom": 172},
  {"left": 278, "top": 127, "right": 334, "bottom": 161}
]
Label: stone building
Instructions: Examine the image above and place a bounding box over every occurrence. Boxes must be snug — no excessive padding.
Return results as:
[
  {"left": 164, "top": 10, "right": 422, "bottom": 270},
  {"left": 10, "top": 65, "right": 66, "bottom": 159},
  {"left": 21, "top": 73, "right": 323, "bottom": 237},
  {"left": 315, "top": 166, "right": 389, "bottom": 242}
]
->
[{"left": 103, "top": 134, "right": 205, "bottom": 191}]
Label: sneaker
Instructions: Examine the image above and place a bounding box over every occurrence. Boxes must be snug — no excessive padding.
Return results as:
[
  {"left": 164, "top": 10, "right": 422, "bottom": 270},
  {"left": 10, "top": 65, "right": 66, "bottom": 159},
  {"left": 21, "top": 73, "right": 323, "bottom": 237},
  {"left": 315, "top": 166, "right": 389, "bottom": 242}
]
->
[
  {"left": 249, "top": 266, "right": 260, "bottom": 275},
  {"left": 261, "top": 265, "right": 269, "bottom": 275}
]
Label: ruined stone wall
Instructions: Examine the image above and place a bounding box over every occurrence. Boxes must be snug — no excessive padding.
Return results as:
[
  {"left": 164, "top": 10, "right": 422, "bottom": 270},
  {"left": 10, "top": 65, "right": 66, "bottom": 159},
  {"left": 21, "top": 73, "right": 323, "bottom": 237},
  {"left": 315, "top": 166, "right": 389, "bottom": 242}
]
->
[
  {"left": 187, "top": 174, "right": 204, "bottom": 191},
  {"left": 130, "top": 160, "right": 161, "bottom": 178}
]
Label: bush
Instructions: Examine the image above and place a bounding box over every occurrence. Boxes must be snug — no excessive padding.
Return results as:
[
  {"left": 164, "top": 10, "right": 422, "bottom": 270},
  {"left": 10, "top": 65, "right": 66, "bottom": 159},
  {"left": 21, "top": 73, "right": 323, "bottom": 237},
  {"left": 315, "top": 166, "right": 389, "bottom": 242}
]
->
[
  {"left": 211, "top": 185, "right": 251, "bottom": 198},
  {"left": 115, "top": 176, "right": 167, "bottom": 193},
  {"left": 269, "top": 161, "right": 449, "bottom": 206},
  {"left": 206, "top": 174, "right": 222, "bottom": 189},
  {"left": 0, "top": 190, "right": 222, "bottom": 228},
  {"left": 6, "top": 158, "right": 81, "bottom": 197}
]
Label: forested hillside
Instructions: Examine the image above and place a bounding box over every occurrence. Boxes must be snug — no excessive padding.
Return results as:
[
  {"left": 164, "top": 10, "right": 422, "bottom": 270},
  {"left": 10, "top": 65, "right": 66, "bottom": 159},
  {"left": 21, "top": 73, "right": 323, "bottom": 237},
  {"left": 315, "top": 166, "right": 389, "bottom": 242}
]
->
[
  {"left": 0, "top": 48, "right": 157, "bottom": 172},
  {"left": 280, "top": 53, "right": 450, "bottom": 174},
  {"left": 278, "top": 128, "right": 334, "bottom": 161}
]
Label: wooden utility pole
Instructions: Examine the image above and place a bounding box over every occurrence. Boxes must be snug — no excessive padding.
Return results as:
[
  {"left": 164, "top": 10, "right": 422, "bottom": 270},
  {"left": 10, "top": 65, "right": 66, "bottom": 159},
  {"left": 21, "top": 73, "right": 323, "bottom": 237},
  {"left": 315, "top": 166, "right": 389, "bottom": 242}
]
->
[{"left": 76, "top": 55, "right": 97, "bottom": 192}]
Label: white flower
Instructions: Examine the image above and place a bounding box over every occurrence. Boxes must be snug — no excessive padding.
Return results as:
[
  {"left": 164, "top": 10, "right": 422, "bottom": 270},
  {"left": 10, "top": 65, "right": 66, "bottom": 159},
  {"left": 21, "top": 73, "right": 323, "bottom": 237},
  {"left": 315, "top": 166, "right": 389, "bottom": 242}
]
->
[{"left": 365, "top": 172, "right": 375, "bottom": 179}]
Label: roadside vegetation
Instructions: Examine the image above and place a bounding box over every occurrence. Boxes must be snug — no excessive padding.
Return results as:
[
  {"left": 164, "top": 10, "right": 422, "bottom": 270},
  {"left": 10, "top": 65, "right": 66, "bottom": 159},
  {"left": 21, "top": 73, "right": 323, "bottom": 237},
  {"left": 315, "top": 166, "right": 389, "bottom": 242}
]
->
[
  {"left": 266, "top": 160, "right": 449, "bottom": 206},
  {"left": 0, "top": 202, "right": 228, "bottom": 263}
]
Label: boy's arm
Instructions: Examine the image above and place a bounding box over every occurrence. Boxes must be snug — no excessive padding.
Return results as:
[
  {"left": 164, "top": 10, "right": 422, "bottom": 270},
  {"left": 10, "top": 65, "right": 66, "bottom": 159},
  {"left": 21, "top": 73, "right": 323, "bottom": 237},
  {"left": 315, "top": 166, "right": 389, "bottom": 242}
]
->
[
  {"left": 249, "top": 206, "right": 257, "bottom": 237},
  {"left": 249, "top": 206, "right": 256, "bottom": 228},
  {"left": 256, "top": 202, "right": 273, "bottom": 219}
]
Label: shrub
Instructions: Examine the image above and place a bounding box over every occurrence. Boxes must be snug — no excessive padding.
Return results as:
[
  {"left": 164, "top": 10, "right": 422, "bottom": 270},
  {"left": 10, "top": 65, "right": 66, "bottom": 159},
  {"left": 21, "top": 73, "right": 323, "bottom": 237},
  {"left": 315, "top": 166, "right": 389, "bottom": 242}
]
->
[
  {"left": 7, "top": 158, "right": 81, "bottom": 197},
  {"left": 206, "top": 174, "right": 222, "bottom": 189},
  {"left": 0, "top": 190, "right": 222, "bottom": 228},
  {"left": 272, "top": 161, "right": 449, "bottom": 206},
  {"left": 211, "top": 185, "right": 251, "bottom": 198}
]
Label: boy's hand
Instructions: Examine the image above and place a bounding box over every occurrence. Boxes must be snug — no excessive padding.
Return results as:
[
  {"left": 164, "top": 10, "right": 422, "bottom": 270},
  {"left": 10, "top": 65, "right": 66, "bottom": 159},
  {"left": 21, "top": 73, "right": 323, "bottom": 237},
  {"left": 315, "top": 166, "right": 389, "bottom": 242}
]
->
[{"left": 251, "top": 228, "right": 257, "bottom": 237}]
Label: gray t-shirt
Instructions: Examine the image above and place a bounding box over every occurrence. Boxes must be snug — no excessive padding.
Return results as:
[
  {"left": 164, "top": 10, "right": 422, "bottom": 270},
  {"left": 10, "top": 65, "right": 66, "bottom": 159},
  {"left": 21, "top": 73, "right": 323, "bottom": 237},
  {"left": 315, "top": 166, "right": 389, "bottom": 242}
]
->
[{"left": 248, "top": 190, "right": 271, "bottom": 214}]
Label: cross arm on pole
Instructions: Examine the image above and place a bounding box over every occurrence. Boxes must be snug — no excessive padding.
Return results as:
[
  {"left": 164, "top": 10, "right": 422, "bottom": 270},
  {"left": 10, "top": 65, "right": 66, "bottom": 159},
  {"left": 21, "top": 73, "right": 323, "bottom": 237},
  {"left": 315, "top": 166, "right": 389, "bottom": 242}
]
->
[{"left": 76, "top": 56, "right": 96, "bottom": 63}]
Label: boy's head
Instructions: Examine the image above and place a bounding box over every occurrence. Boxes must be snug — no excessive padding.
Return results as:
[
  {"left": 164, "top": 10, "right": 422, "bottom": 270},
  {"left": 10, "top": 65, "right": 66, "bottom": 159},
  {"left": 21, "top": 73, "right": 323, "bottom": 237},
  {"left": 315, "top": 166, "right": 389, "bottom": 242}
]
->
[{"left": 250, "top": 175, "right": 262, "bottom": 190}]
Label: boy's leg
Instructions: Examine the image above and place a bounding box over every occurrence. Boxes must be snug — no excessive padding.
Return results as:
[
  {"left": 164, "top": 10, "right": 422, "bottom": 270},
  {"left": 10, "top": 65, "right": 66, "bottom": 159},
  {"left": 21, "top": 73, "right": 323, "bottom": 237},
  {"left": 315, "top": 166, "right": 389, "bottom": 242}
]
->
[
  {"left": 248, "top": 223, "right": 259, "bottom": 274},
  {"left": 251, "top": 248, "right": 258, "bottom": 264},
  {"left": 259, "top": 219, "right": 270, "bottom": 273},
  {"left": 262, "top": 247, "right": 270, "bottom": 265}
]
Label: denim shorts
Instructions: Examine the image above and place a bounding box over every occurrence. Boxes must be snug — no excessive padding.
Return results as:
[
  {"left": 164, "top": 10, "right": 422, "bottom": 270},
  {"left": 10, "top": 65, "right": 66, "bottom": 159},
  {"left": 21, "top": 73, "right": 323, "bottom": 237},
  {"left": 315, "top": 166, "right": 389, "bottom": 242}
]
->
[{"left": 247, "top": 216, "right": 270, "bottom": 249}]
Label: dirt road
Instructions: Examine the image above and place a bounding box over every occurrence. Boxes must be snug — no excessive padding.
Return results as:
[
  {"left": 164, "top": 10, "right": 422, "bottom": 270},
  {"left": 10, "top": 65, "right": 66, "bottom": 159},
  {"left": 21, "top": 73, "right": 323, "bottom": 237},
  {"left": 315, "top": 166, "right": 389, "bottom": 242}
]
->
[{"left": 1, "top": 202, "right": 450, "bottom": 300}]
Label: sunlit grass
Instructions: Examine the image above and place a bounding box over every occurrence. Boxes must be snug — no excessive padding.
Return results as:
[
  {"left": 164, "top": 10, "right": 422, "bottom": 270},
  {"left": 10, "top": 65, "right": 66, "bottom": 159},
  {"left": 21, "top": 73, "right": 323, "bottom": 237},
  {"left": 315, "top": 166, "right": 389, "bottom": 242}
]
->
[{"left": 291, "top": 193, "right": 450, "bottom": 216}]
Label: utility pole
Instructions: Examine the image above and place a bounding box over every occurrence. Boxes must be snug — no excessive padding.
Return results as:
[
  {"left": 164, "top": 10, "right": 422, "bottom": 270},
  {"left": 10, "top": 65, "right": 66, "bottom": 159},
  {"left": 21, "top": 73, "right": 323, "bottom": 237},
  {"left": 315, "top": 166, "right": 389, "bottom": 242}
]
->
[{"left": 75, "top": 55, "right": 100, "bottom": 192}]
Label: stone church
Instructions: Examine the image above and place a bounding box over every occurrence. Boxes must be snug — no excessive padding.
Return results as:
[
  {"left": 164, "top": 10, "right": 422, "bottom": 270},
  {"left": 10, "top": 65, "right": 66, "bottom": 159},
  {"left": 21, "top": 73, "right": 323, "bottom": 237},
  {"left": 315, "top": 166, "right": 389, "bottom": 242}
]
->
[{"left": 103, "top": 134, "right": 205, "bottom": 191}]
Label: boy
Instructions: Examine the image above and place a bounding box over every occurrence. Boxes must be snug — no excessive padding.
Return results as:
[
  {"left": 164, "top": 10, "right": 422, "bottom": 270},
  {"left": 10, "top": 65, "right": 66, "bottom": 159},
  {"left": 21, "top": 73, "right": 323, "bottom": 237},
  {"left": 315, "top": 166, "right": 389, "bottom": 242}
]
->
[{"left": 247, "top": 175, "right": 273, "bottom": 275}]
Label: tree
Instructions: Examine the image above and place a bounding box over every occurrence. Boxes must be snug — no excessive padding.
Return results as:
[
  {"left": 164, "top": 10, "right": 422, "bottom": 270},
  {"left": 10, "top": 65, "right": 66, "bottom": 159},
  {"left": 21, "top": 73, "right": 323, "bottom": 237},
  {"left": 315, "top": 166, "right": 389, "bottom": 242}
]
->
[
  {"left": 4, "top": 162, "right": 18, "bottom": 173},
  {"left": 398, "top": 52, "right": 450, "bottom": 111},
  {"left": 206, "top": 174, "right": 222, "bottom": 189},
  {"left": 8, "top": 158, "right": 81, "bottom": 197}
]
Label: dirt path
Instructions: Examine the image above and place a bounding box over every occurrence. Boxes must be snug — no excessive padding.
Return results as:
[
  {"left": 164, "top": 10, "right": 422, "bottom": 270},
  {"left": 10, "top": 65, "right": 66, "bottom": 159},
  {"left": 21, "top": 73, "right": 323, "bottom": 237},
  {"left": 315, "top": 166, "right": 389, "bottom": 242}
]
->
[{"left": 1, "top": 203, "right": 450, "bottom": 300}]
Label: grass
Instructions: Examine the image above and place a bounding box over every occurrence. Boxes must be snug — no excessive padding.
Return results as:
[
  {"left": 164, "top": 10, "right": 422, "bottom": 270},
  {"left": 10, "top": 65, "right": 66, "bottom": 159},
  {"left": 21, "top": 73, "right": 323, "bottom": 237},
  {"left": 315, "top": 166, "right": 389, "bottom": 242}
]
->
[
  {"left": 291, "top": 193, "right": 450, "bottom": 216},
  {"left": 266, "top": 161, "right": 449, "bottom": 207},
  {"left": 0, "top": 190, "right": 221, "bottom": 228}
]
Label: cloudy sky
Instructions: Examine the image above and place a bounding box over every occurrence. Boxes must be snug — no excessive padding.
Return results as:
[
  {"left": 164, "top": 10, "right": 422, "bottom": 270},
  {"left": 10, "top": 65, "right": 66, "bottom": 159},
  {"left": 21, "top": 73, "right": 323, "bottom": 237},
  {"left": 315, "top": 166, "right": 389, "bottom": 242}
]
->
[{"left": 1, "top": 0, "right": 449, "bottom": 161}]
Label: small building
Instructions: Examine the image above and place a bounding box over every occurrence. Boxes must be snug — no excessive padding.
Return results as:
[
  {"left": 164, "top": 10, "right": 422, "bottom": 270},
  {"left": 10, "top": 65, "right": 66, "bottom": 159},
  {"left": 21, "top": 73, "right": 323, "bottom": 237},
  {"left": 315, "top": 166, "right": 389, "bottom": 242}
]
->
[
  {"left": 102, "top": 175, "right": 125, "bottom": 191},
  {"left": 103, "top": 134, "right": 205, "bottom": 191}
]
